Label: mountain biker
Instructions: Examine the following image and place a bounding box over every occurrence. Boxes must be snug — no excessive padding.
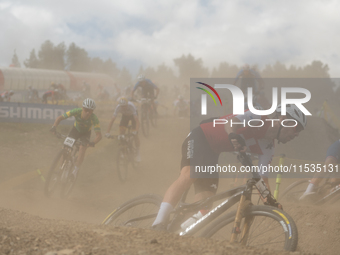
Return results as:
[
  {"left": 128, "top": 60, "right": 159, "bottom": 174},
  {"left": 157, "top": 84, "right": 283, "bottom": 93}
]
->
[
  {"left": 0, "top": 90, "right": 14, "bottom": 102},
  {"left": 300, "top": 140, "right": 340, "bottom": 200},
  {"left": 131, "top": 75, "right": 160, "bottom": 103},
  {"left": 173, "top": 95, "right": 189, "bottom": 117},
  {"left": 105, "top": 97, "right": 141, "bottom": 162},
  {"left": 49, "top": 98, "right": 102, "bottom": 179},
  {"left": 27, "top": 86, "right": 39, "bottom": 102},
  {"left": 151, "top": 104, "right": 307, "bottom": 229},
  {"left": 234, "top": 64, "right": 264, "bottom": 95}
]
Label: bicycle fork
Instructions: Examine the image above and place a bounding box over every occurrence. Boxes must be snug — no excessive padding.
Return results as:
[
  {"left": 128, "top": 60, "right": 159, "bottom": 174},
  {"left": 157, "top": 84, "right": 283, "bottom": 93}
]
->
[{"left": 230, "top": 193, "right": 252, "bottom": 244}]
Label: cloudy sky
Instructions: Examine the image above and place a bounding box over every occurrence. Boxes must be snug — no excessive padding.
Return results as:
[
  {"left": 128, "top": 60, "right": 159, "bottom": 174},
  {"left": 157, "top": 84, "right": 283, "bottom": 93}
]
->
[{"left": 1, "top": 0, "right": 339, "bottom": 76}]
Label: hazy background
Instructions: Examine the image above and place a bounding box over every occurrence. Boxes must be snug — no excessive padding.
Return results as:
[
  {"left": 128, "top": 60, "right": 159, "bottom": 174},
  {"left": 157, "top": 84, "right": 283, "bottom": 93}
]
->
[{"left": 1, "top": 0, "right": 339, "bottom": 77}]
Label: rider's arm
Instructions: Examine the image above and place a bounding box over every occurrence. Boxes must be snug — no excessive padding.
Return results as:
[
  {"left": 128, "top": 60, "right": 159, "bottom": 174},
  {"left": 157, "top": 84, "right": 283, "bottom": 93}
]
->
[
  {"left": 93, "top": 130, "right": 102, "bottom": 145},
  {"left": 106, "top": 116, "right": 117, "bottom": 133},
  {"left": 233, "top": 70, "right": 243, "bottom": 85},
  {"left": 147, "top": 79, "right": 159, "bottom": 98},
  {"left": 91, "top": 115, "right": 102, "bottom": 145},
  {"left": 52, "top": 115, "right": 66, "bottom": 128}
]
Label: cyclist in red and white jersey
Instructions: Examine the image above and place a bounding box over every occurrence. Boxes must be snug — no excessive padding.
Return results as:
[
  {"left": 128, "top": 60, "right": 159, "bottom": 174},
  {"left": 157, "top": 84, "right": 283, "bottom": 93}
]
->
[{"left": 152, "top": 104, "right": 307, "bottom": 229}]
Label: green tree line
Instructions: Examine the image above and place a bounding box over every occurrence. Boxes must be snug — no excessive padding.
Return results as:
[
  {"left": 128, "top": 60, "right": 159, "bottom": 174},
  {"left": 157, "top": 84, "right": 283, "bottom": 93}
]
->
[{"left": 15, "top": 41, "right": 332, "bottom": 86}]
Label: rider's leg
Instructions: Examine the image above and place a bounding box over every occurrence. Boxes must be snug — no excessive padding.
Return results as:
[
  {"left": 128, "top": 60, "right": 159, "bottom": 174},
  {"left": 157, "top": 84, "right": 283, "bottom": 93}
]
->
[
  {"left": 152, "top": 166, "right": 195, "bottom": 226},
  {"left": 75, "top": 145, "right": 87, "bottom": 168},
  {"left": 152, "top": 126, "right": 219, "bottom": 227},
  {"left": 67, "top": 127, "right": 91, "bottom": 177},
  {"left": 301, "top": 156, "right": 337, "bottom": 199},
  {"left": 119, "top": 115, "right": 129, "bottom": 135}
]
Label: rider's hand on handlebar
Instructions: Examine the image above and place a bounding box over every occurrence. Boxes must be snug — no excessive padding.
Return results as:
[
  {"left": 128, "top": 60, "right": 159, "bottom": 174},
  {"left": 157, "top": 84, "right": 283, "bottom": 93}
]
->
[
  {"left": 50, "top": 126, "right": 56, "bottom": 134},
  {"left": 264, "top": 196, "right": 283, "bottom": 210},
  {"left": 105, "top": 133, "right": 111, "bottom": 138}
]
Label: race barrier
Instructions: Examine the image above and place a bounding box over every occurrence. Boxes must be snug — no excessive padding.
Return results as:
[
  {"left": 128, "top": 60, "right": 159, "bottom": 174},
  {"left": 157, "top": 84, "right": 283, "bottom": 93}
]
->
[{"left": 0, "top": 102, "right": 76, "bottom": 125}]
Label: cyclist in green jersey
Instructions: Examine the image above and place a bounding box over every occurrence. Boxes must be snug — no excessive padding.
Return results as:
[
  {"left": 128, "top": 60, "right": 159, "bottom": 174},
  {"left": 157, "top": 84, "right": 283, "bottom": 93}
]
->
[{"left": 50, "top": 98, "right": 102, "bottom": 179}]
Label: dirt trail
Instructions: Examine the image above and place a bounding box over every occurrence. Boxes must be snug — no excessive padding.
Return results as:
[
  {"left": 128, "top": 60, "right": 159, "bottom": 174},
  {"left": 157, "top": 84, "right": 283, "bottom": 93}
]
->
[{"left": 0, "top": 115, "right": 339, "bottom": 254}]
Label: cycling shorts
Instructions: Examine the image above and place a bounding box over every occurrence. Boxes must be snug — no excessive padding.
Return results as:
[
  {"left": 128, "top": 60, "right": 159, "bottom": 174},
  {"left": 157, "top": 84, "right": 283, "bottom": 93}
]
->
[
  {"left": 68, "top": 126, "right": 91, "bottom": 144},
  {"left": 181, "top": 126, "right": 220, "bottom": 194},
  {"left": 120, "top": 115, "right": 136, "bottom": 130}
]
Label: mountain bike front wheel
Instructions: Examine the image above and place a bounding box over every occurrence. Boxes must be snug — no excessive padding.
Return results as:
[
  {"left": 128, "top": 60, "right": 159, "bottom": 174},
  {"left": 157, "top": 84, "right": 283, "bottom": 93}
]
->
[
  {"left": 140, "top": 105, "right": 149, "bottom": 137},
  {"left": 102, "top": 194, "right": 162, "bottom": 227},
  {"left": 60, "top": 160, "right": 77, "bottom": 198},
  {"left": 116, "top": 147, "right": 129, "bottom": 182},
  {"left": 149, "top": 105, "right": 157, "bottom": 128},
  {"left": 200, "top": 205, "right": 298, "bottom": 252}
]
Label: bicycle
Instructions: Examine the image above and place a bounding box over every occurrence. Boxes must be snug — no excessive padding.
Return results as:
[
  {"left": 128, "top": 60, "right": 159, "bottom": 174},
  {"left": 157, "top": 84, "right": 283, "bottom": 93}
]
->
[
  {"left": 44, "top": 132, "right": 85, "bottom": 198},
  {"left": 108, "top": 126, "right": 138, "bottom": 182},
  {"left": 280, "top": 175, "right": 340, "bottom": 205},
  {"left": 139, "top": 98, "right": 157, "bottom": 137},
  {"left": 102, "top": 153, "right": 298, "bottom": 252}
]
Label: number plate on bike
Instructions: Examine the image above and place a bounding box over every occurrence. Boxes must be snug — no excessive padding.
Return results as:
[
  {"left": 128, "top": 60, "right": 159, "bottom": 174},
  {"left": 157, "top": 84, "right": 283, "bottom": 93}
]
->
[{"left": 64, "top": 137, "right": 76, "bottom": 147}]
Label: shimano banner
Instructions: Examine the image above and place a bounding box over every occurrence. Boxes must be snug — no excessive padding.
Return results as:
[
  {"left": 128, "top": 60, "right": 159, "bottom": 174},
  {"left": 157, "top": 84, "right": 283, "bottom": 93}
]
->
[{"left": 0, "top": 102, "right": 77, "bottom": 125}]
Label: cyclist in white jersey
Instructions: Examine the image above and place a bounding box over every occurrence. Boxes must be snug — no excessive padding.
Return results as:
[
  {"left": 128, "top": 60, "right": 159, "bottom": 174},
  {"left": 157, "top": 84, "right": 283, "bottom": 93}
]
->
[{"left": 105, "top": 97, "right": 141, "bottom": 162}]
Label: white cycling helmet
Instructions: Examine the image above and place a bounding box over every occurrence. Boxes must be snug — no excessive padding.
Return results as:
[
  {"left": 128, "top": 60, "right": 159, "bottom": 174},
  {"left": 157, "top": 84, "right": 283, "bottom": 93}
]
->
[
  {"left": 137, "top": 74, "right": 145, "bottom": 81},
  {"left": 276, "top": 104, "right": 307, "bottom": 129},
  {"left": 82, "top": 98, "right": 96, "bottom": 110}
]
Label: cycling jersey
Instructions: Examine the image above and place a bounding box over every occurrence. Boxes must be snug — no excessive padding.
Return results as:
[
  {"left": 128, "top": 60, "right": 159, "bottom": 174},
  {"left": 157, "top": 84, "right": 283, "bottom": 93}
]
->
[
  {"left": 326, "top": 140, "right": 340, "bottom": 163},
  {"left": 113, "top": 102, "right": 137, "bottom": 117},
  {"left": 133, "top": 79, "right": 157, "bottom": 98},
  {"left": 200, "top": 111, "right": 274, "bottom": 169},
  {"left": 63, "top": 108, "right": 101, "bottom": 133}
]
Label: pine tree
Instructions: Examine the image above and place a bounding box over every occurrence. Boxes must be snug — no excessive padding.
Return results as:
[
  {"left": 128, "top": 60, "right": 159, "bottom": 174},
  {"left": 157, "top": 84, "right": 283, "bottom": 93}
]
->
[{"left": 11, "top": 49, "right": 21, "bottom": 67}]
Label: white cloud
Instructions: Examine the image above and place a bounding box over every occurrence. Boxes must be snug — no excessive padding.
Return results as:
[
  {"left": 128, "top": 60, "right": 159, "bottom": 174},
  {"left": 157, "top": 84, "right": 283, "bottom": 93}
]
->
[{"left": 1, "top": 0, "right": 340, "bottom": 76}]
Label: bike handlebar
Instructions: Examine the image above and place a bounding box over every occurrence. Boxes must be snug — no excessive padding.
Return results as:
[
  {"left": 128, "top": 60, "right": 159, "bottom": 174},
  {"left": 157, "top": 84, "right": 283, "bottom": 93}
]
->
[
  {"left": 237, "top": 152, "right": 261, "bottom": 181},
  {"left": 55, "top": 132, "right": 87, "bottom": 147}
]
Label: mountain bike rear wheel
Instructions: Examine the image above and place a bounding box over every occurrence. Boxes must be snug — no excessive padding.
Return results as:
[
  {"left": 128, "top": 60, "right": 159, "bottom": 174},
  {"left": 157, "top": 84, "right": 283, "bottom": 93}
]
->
[
  {"left": 200, "top": 205, "right": 298, "bottom": 252},
  {"left": 280, "top": 179, "right": 310, "bottom": 202},
  {"left": 102, "top": 194, "right": 162, "bottom": 227},
  {"left": 44, "top": 149, "right": 64, "bottom": 197}
]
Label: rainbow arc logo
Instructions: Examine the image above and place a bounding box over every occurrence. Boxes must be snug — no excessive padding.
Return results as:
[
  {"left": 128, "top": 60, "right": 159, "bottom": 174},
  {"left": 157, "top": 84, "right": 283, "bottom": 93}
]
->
[
  {"left": 196, "top": 82, "right": 222, "bottom": 106},
  {"left": 196, "top": 82, "right": 222, "bottom": 113}
]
